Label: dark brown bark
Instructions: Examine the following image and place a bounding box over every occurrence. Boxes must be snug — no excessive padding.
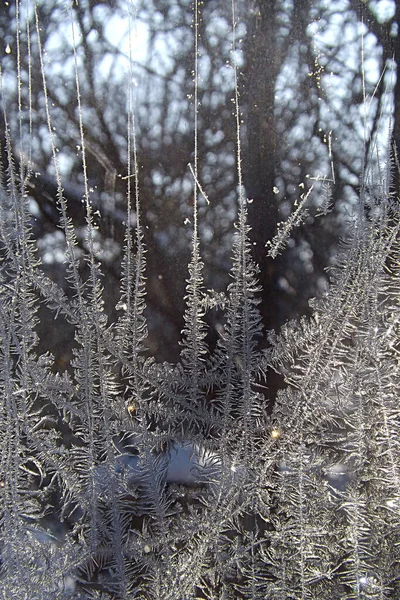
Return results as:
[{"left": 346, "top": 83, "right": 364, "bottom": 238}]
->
[
  {"left": 392, "top": 1, "right": 400, "bottom": 194},
  {"left": 242, "top": 0, "right": 282, "bottom": 332}
]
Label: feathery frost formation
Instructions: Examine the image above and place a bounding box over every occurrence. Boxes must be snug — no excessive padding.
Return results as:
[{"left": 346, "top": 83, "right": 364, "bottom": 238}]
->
[{"left": 1, "top": 1, "right": 400, "bottom": 598}]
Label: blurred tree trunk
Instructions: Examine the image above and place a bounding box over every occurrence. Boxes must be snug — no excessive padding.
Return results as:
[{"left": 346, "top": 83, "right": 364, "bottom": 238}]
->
[
  {"left": 392, "top": 1, "right": 400, "bottom": 194},
  {"left": 242, "top": 0, "right": 281, "bottom": 331},
  {"left": 242, "top": 0, "right": 285, "bottom": 407}
]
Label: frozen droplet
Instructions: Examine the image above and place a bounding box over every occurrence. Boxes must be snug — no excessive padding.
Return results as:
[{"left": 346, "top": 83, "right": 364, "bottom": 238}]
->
[
  {"left": 5, "top": 43, "right": 11, "bottom": 54},
  {"left": 273, "top": 187, "right": 279, "bottom": 194}
]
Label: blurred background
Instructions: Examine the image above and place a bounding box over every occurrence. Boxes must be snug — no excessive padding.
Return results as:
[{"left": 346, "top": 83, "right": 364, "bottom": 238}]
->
[{"left": 0, "top": 0, "right": 397, "bottom": 374}]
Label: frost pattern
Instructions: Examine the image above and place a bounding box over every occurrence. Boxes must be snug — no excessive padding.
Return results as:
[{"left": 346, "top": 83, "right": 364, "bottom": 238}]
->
[{"left": 0, "top": 1, "right": 400, "bottom": 599}]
